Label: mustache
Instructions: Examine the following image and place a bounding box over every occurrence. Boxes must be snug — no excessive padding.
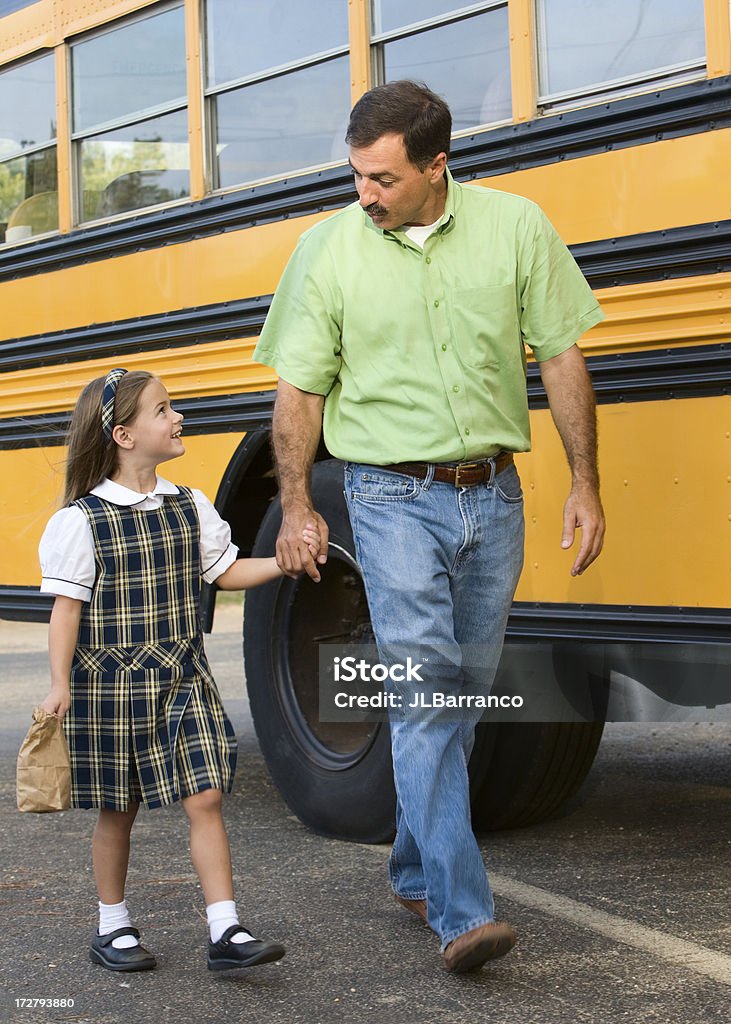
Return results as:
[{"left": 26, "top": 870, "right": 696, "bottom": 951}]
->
[{"left": 366, "top": 202, "right": 388, "bottom": 217}]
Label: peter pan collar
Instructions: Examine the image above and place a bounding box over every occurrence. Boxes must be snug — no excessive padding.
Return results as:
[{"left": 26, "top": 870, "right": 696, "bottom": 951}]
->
[{"left": 91, "top": 476, "right": 180, "bottom": 507}]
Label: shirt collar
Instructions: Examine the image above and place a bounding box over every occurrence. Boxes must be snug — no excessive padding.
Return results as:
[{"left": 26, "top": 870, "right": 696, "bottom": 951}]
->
[
  {"left": 91, "top": 476, "right": 180, "bottom": 506},
  {"left": 362, "top": 166, "right": 458, "bottom": 243}
]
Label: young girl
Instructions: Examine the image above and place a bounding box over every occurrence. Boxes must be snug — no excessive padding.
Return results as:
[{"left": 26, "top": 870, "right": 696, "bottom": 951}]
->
[{"left": 39, "top": 368, "right": 321, "bottom": 973}]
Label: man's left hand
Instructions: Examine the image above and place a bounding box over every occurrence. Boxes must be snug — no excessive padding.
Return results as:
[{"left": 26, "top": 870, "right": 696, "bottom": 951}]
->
[{"left": 561, "top": 483, "right": 605, "bottom": 576}]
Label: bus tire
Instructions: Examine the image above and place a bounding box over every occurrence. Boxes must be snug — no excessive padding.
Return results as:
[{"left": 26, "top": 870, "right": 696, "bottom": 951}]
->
[
  {"left": 243, "top": 459, "right": 396, "bottom": 843},
  {"left": 469, "top": 720, "right": 604, "bottom": 831},
  {"left": 244, "top": 458, "right": 603, "bottom": 842}
]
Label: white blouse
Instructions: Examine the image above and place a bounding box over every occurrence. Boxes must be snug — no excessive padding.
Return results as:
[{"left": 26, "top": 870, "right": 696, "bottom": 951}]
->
[{"left": 39, "top": 476, "right": 238, "bottom": 602}]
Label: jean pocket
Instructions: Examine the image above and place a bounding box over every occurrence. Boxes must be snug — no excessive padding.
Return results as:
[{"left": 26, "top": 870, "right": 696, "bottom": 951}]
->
[
  {"left": 494, "top": 464, "right": 524, "bottom": 503},
  {"left": 351, "top": 468, "right": 420, "bottom": 503}
]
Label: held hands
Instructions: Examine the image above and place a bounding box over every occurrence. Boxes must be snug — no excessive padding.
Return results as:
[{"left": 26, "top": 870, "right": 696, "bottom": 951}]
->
[
  {"left": 278, "top": 507, "right": 329, "bottom": 583},
  {"left": 36, "top": 522, "right": 323, "bottom": 719},
  {"left": 303, "top": 525, "right": 321, "bottom": 559},
  {"left": 561, "top": 482, "right": 605, "bottom": 576}
]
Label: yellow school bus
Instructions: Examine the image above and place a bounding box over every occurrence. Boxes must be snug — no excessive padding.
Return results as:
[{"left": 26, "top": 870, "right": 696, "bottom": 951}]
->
[{"left": 1, "top": 0, "right": 729, "bottom": 841}]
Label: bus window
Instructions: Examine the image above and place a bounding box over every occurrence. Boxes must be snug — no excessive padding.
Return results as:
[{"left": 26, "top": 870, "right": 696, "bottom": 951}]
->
[
  {"left": 371, "top": 2, "right": 512, "bottom": 133},
  {"left": 0, "top": 0, "right": 37, "bottom": 13},
  {"left": 0, "top": 53, "right": 58, "bottom": 245},
  {"left": 71, "top": 4, "right": 189, "bottom": 223},
  {"left": 537, "top": 0, "right": 706, "bottom": 104},
  {"left": 206, "top": 0, "right": 351, "bottom": 188}
]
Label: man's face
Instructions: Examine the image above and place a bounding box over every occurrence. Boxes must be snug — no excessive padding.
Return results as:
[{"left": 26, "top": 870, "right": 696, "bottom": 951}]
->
[{"left": 348, "top": 133, "right": 446, "bottom": 231}]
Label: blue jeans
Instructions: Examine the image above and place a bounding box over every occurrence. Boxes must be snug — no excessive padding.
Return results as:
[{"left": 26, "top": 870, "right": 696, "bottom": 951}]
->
[{"left": 344, "top": 459, "right": 525, "bottom": 949}]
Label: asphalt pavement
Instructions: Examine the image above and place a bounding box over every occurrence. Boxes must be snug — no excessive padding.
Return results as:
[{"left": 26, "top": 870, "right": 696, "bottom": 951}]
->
[{"left": 1, "top": 607, "right": 729, "bottom": 1024}]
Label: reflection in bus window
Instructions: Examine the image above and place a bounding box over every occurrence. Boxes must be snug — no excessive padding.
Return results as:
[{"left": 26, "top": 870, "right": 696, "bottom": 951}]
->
[
  {"left": 78, "top": 112, "right": 190, "bottom": 222},
  {"left": 71, "top": 5, "right": 189, "bottom": 222},
  {"left": 371, "top": 2, "right": 512, "bottom": 132},
  {"left": 0, "top": 54, "right": 58, "bottom": 244},
  {"left": 537, "top": 0, "right": 706, "bottom": 101},
  {"left": 373, "top": 0, "right": 463, "bottom": 35},
  {"left": 206, "top": 0, "right": 350, "bottom": 189},
  {"left": 214, "top": 58, "right": 351, "bottom": 188},
  {"left": 207, "top": 0, "right": 348, "bottom": 85}
]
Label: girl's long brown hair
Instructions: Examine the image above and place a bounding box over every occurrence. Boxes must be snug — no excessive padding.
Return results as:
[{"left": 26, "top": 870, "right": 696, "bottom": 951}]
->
[{"left": 63, "top": 370, "right": 154, "bottom": 505}]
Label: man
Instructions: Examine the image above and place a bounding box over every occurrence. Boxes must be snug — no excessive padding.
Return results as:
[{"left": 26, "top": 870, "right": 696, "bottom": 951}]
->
[{"left": 254, "top": 81, "right": 605, "bottom": 973}]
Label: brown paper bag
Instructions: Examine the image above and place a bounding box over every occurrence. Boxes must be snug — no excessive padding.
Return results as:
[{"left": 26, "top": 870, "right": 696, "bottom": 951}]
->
[{"left": 16, "top": 706, "right": 71, "bottom": 812}]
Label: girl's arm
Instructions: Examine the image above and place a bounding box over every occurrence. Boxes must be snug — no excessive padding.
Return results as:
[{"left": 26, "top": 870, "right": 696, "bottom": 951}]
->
[
  {"left": 215, "top": 556, "right": 284, "bottom": 591},
  {"left": 39, "top": 595, "right": 82, "bottom": 718},
  {"left": 215, "top": 527, "right": 320, "bottom": 591}
]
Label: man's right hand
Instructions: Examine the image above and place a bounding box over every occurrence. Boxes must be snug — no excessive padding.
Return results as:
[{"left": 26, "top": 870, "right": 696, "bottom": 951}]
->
[{"left": 277, "top": 507, "right": 329, "bottom": 582}]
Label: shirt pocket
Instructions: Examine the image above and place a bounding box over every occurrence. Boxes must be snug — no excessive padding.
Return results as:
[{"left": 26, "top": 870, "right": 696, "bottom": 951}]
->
[{"left": 450, "top": 284, "right": 519, "bottom": 369}]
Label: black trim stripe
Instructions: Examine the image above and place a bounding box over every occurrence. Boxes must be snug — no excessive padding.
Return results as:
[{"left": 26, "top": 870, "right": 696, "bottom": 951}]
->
[
  {"left": 1, "top": 341, "right": 727, "bottom": 448},
  {"left": 0, "top": 588, "right": 51, "bottom": 622},
  {"left": 0, "top": 76, "right": 729, "bottom": 283},
  {"left": 527, "top": 342, "right": 730, "bottom": 408},
  {"left": 3, "top": 585, "right": 728, "bottom": 641},
  {"left": 506, "top": 602, "right": 731, "bottom": 645},
  {"left": 573, "top": 219, "right": 731, "bottom": 289},
  {"left": 0, "top": 296, "right": 271, "bottom": 374},
  {"left": 2, "top": 220, "right": 730, "bottom": 376},
  {"left": 0, "top": 390, "right": 274, "bottom": 448}
]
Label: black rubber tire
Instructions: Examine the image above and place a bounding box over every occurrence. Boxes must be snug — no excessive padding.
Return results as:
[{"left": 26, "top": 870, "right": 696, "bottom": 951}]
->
[
  {"left": 243, "top": 459, "right": 396, "bottom": 843},
  {"left": 244, "top": 458, "right": 603, "bottom": 842},
  {"left": 469, "top": 720, "right": 604, "bottom": 832}
]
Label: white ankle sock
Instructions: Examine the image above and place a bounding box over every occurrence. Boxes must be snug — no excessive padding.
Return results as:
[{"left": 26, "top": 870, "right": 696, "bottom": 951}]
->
[
  {"left": 98, "top": 900, "right": 139, "bottom": 949},
  {"left": 206, "top": 900, "right": 254, "bottom": 944}
]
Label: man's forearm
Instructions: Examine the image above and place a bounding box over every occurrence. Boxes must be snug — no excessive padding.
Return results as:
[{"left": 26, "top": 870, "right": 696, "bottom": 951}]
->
[
  {"left": 538, "top": 344, "right": 599, "bottom": 489},
  {"left": 271, "top": 379, "right": 325, "bottom": 510}
]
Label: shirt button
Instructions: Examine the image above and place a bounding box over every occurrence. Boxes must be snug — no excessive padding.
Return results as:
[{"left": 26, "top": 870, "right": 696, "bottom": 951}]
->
[
  {"left": 425, "top": 256, "right": 432, "bottom": 264},
  {"left": 452, "top": 385, "right": 460, "bottom": 393},
  {"left": 465, "top": 427, "right": 471, "bottom": 435},
  {"left": 434, "top": 300, "right": 440, "bottom": 308},
  {"left": 441, "top": 344, "right": 447, "bottom": 351}
]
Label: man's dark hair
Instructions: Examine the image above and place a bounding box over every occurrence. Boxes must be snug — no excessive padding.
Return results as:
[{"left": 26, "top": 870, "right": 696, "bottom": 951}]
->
[{"left": 345, "top": 80, "right": 451, "bottom": 170}]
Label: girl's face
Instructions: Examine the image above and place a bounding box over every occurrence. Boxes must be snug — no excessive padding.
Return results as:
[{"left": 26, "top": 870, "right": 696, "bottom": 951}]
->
[{"left": 123, "top": 378, "right": 184, "bottom": 465}]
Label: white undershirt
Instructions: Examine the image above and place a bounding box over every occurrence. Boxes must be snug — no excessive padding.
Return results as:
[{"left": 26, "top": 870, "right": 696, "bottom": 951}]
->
[
  {"left": 403, "top": 214, "right": 444, "bottom": 249},
  {"left": 39, "top": 476, "right": 238, "bottom": 602}
]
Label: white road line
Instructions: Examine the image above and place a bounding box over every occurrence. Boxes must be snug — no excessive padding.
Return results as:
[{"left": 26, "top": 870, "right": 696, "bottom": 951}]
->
[
  {"left": 357, "top": 846, "right": 730, "bottom": 985},
  {"left": 491, "top": 873, "right": 731, "bottom": 986}
]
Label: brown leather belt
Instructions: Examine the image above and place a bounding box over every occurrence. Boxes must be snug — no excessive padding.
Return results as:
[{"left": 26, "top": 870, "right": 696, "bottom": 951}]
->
[{"left": 383, "top": 452, "right": 513, "bottom": 488}]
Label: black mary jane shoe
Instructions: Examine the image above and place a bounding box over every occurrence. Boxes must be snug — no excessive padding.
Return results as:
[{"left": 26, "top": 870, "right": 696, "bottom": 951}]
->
[
  {"left": 89, "top": 927, "right": 157, "bottom": 972},
  {"left": 207, "top": 925, "right": 285, "bottom": 972}
]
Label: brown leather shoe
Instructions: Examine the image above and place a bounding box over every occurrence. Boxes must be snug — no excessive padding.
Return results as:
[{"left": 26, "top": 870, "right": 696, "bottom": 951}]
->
[
  {"left": 393, "top": 893, "right": 428, "bottom": 923},
  {"left": 441, "top": 921, "right": 517, "bottom": 973}
]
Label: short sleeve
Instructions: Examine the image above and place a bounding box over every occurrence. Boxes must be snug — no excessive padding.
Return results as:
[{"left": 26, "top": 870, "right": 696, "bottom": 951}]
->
[
  {"left": 39, "top": 506, "right": 95, "bottom": 602},
  {"left": 191, "top": 489, "right": 239, "bottom": 583},
  {"left": 253, "top": 230, "right": 343, "bottom": 395},
  {"left": 518, "top": 206, "right": 604, "bottom": 362}
]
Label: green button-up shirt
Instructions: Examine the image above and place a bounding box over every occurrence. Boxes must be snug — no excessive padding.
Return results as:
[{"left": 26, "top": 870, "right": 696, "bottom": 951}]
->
[{"left": 254, "top": 169, "right": 604, "bottom": 464}]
